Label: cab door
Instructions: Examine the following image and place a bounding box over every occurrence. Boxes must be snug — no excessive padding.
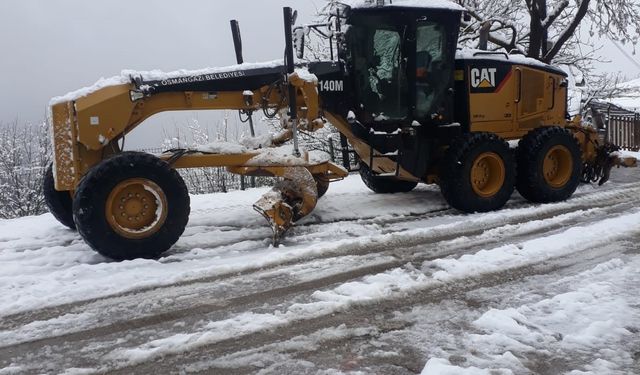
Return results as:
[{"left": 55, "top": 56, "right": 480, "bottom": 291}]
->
[
  {"left": 348, "top": 17, "right": 410, "bottom": 124},
  {"left": 414, "top": 19, "right": 455, "bottom": 123}
]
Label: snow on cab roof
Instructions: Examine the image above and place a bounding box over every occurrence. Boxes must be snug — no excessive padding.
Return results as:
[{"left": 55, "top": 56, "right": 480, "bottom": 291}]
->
[
  {"left": 50, "top": 60, "right": 284, "bottom": 106},
  {"left": 342, "top": 0, "right": 464, "bottom": 11}
]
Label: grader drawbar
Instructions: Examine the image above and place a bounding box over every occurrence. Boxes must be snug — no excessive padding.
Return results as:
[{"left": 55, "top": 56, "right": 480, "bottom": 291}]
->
[{"left": 45, "top": 1, "right": 635, "bottom": 261}]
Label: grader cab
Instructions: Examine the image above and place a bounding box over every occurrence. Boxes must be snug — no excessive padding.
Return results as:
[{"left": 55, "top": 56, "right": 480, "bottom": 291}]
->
[{"left": 45, "top": 0, "right": 635, "bottom": 260}]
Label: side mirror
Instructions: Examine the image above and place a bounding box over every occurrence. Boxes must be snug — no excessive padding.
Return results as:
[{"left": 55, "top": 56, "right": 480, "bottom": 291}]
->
[
  {"left": 292, "top": 10, "right": 298, "bottom": 25},
  {"left": 293, "top": 27, "right": 305, "bottom": 59},
  {"left": 463, "top": 12, "right": 471, "bottom": 22}
]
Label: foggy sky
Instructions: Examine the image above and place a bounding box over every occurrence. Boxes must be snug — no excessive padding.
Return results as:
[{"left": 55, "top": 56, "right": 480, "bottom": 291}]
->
[
  {"left": 1, "top": 0, "right": 639, "bottom": 148},
  {"left": 0, "top": 0, "right": 320, "bottom": 145}
]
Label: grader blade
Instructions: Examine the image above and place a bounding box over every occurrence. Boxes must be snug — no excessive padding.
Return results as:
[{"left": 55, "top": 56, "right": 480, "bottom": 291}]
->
[{"left": 253, "top": 166, "right": 318, "bottom": 245}]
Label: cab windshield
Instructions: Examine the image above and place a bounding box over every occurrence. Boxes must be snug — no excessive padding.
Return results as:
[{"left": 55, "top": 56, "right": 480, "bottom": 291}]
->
[{"left": 348, "top": 16, "right": 450, "bottom": 122}]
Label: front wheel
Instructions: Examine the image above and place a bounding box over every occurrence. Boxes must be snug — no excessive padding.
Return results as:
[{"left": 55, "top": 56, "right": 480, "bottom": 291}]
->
[
  {"left": 440, "top": 132, "right": 516, "bottom": 213},
  {"left": 73, "top": 152, "right": 190, "bottom": 260}
]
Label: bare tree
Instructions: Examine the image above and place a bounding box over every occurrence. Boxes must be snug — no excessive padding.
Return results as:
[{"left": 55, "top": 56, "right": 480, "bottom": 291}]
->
[{"left": 459, "top": 0, "right": 640, "bottom": 71}]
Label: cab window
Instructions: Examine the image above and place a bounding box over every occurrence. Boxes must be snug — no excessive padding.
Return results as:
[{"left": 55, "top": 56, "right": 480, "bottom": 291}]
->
[{"left": 415, "top": 21, "right": 450, "bottom": 118}]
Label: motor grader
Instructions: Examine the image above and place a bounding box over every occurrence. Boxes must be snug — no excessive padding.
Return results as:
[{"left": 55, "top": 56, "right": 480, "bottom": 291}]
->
[{"left": 45, "top": 0, "right": 634, "bottom": 260}]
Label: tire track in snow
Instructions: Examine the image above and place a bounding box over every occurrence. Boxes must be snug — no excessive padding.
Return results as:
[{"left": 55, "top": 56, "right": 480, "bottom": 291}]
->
[
  {"left": 168, "top": 207, "right": 455, "bottom": 254},
  {"left": 191, "top": 239, "right": 639, "bottom": 375},
  {"left": 107, "top": 235, "right": 640, "bottom": 374},
  {"left": 1, "top": 184, "right": 639, "bottom": 333},
  {"left": 1, "top": 200, "right": 638, "bottom": 374},
  {"left": 108, "top": 213, "right": 640, "bottom": 374},
  {"left": 163, "top": 182, "right": 636, "bottom": 252}
]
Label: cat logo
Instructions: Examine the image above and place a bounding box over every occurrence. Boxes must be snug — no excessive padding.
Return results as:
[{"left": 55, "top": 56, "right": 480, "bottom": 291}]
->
[{"left": 470, "top": 68, "right": 497, "bottom": 88}]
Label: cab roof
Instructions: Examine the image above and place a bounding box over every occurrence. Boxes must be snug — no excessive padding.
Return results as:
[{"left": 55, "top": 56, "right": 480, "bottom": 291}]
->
[{"left": 342, "top": 0, "right": 464, "bottom": 12}]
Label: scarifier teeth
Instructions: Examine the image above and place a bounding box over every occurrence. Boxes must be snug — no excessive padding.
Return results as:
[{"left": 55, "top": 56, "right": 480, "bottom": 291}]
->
[
  {"left": 253, "top": 190, "right": 294, "bottom": 246},
  {"left": 253, "top": 167, "right": 319, "bottom": 246}
]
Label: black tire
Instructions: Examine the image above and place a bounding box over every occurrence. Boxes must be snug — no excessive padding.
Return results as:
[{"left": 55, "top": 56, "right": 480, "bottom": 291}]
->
[
  {"left": 43, "top": 163, "right": 76, "bottom": 230},
  {"left": 440, "top": 132, "right": 516, "bottom": 213},
  {"left": 359, "top": 162, "right": 418, "bottom": 194},
  {"left": 516, "top": 127, "right": 581, "bottom": 203},
  {"left": 73, "top": 152, "right": 190, "bottom": 260},
  {"left": 313, "top": 174, "right": 330, "bottom": 199}
]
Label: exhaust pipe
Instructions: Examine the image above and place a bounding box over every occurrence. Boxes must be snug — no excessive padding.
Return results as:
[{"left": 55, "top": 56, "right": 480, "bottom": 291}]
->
[{"left": 230, "top": 20, "right": 244, "bottom": 64}]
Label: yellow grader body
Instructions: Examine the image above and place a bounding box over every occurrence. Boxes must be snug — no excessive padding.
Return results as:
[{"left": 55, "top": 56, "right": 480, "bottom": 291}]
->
[
  {"left": 44, "top": 4, "right": 635, "bottom": 260},
  {"left": 50, "top": 70, "right": 348, "bottom": 247}
]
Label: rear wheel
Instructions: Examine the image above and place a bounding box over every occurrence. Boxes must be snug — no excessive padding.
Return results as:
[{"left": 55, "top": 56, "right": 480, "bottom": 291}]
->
[
  {"left": 43, "top": 163, "right": 75, "bottom": 230},
  {"left": 440, "top": 132, "right": 515, "bottom": 213},
  {"left": 73, "top": 152, "right": 190, "bottom": 260},
  {"left": 359, "top": 162, "right": 418, "bottom": 194},
  {"left": 516, "top": 127, "right": 581, "bottom": 203}
]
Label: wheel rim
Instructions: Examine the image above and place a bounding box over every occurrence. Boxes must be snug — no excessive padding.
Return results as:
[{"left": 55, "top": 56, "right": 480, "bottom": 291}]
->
[
  {"left": 106, "top": 178, "right": 168, "bottom": 239},
  {"left": 543, "top": 145, "right": 573, "bottom": 188},
  {"left": 470, "top": 152, "right": 505, "bottom": 198}
]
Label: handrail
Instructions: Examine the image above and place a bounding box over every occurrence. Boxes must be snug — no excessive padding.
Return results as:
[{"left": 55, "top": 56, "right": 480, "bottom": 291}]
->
[
  {"left": 515, "top": 68, "right": 522, "bottom": 103},
  {"left": 472, "top": 51, "right": 509, "bottom": 59}
]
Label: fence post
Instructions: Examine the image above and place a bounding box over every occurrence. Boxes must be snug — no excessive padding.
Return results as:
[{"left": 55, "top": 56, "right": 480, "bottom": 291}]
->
[
  {"left": 328, "top": 136, "right": 336, "bottom": 163},
  {"left": 636, "top": 114, "right": 640, "bottom": 151}
]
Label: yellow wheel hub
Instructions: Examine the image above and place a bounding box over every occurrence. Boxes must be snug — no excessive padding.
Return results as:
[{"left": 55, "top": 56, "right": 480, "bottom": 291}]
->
[
  {"left": 543, "top": 145, "right": 573, "bottom": 188},
  {"left": 470, "top": 152, "right": 505, "bottom": 198},
  {"left": 106, "top": 178, "right": 168, "bottom": 239}
]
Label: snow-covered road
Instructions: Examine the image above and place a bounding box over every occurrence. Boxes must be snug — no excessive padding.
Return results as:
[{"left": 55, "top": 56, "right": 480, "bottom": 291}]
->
[{"left": 1, "top": 170, "right": 639, "bottom": 374}]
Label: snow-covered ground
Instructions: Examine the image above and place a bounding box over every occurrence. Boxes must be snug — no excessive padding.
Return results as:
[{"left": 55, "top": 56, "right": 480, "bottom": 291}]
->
[{"left": 1, "top": 170, "right": 640, "bottom": 374}]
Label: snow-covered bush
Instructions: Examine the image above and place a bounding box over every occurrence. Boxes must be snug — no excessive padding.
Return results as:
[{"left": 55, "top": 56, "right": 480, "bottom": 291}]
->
[
  {"left": 159, "top": 117, "right": 276, "bottom": 194},
  {"left": 0, "top": 121, "right": 51, "bottom": 219}
]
